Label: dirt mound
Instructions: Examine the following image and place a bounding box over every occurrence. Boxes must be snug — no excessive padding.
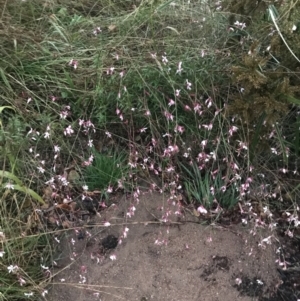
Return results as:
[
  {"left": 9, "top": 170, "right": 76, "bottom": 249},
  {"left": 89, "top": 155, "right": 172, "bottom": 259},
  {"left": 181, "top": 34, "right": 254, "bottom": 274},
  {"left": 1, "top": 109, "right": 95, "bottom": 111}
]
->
[{"left": 47, "top": 192, "right": 279, "bottom": 301}]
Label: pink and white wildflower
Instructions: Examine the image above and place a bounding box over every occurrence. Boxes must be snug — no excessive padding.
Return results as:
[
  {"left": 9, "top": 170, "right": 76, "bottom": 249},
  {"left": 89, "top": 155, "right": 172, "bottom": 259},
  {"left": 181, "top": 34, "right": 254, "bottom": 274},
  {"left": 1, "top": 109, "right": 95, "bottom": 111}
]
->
[
  {"left": 93, "top": 27, "right": 102, "bottom": 35},
  {"left": 5, "top": 182, "right": 14, "bottom": 190},
  {"left": 68, "top": 59, "right": 78, "bottom": 70},
  {"left": 174, "top": 125, "right": 185, "bottom": 134},
  {"left": 7, "top": 265, "right": 19, "bottom": 274},
  {"left": 186, "top": 79, "right": 192, "bottom": 90},
  {"left": 176, "top": 61, "right": 183, "bottom": 74},
  {"left": 197, "top": 205, "right": 208, "bottom": 215},
  {"left": 64, "top": 125, "right": 74, "bottom": 136},
  {"left": 162, "top": 54, "right": 168, "bottom": 65},
  {"left": 168, "top": 99, "right": 175, "bottom": 107},
  {"left": 164, "top": 110, "right": 174, "bottom": 121}
]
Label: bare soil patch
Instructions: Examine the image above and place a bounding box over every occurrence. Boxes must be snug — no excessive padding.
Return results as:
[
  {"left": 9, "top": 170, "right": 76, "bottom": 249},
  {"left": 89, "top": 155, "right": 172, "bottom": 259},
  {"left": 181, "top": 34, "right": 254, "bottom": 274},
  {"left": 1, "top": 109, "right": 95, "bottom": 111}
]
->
[{"left": 47, "top": 192, "right": 280, "bottom": 301}]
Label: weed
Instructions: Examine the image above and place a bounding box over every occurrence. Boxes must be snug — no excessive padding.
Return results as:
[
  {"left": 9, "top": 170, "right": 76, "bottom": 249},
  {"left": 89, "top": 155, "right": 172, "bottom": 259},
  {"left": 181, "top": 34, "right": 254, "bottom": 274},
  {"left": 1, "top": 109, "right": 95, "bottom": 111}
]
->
[{"left": 83, "top": 148, "right": 129, "bottom": 192}]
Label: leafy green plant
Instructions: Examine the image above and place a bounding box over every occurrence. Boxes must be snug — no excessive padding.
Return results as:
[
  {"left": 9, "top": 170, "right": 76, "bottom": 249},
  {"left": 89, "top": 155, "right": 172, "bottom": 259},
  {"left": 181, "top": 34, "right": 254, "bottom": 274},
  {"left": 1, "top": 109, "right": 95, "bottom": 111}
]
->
[
  {"left": 83, "top": 149, "right": 128, "bottom": 192},
  {"left": 181, "top": 162, "right": 238, "bottom": 210}
]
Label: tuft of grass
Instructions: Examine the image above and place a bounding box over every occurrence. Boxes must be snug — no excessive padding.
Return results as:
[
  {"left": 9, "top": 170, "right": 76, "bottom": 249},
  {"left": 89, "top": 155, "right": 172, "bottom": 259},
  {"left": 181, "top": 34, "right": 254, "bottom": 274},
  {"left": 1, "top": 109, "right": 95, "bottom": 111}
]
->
[
  {"left": 181, "top": 162, "right": 238, "bottom": 210},
  {"left": 83, "top": 148, "right": 128, "bottom": 191}
]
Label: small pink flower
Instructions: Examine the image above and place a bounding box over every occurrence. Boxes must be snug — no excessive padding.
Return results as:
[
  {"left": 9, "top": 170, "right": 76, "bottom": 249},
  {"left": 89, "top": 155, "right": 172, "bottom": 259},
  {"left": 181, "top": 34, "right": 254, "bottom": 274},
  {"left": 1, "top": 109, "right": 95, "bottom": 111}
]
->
[
  {"left": 162, "top": 55, "right": 168, "bottom": 65},
  {"left": 18, "top": 277, "right": 26, "bottom": 286},
  {"left": 80, "top": 265, "right": 87, "bottom": 273},
  {"left": 68, "top": 59, "right": 78, "bottom": 70},
  {"left": 206, "top": 237, "right": 212, "bottom": 243},
  {"left": 168, "top": 99, "right": 175, "bottom": 107},
  {"left": 123, "top": 227, "right": 129, "bottom": 238},
  {"left": 184, "top": 105, "right": 192, "bottom": 111},
  {"left": 205, "top": 97, "right": 212, "bottom": 108},
  {"left": 93, "top": 27, "right": 102, "bottom": 35},
  {"left": 235, "top": 278, "right": 242, "bottom": 285},
  {"left": 7, "top": 265, "right": 19, "bottom": 274},
  {"left": 229, "top": 125, "right": 238, "bottom": 136},
  {"left": 174, "top": 125, "right": 185, "bottom": 134},
  {"left": 140, "top": 127, "right": 147, "bottom": 133},
  {"left": 164, "top": 111, "right": 174, "bottom": 121},
  {"left": 197, "top": 205, "right": 207, "bottom": 215},
  {"left": 186, "top": 79, "right": 192, "bottom": 90},
  {"left": 110, "top": 254, "right": 116, "bottom": 261},
  {"left": 176, "top": 61, "right": 183, "bottom": 74},
  {"left": 64, "top": 125, "right": 74, "bottom": 136},
  {"left": 193, "top": 103, "right": 201, "bottom": 113}
]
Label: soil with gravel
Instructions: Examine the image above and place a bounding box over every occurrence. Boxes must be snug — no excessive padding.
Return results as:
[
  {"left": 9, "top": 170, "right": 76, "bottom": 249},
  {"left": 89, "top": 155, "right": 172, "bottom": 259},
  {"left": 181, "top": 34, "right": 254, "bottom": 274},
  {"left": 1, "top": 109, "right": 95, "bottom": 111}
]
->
[{"left": 46, "top": 192, "right": 300, "bottom": 301}]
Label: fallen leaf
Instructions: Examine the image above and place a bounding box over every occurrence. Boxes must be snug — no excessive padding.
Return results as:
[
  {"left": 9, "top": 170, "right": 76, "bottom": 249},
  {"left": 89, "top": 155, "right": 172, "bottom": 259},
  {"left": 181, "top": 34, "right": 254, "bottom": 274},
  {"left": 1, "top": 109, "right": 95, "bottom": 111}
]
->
[{"left": 108, "top": 24, "right": 117, "bottom": 32}]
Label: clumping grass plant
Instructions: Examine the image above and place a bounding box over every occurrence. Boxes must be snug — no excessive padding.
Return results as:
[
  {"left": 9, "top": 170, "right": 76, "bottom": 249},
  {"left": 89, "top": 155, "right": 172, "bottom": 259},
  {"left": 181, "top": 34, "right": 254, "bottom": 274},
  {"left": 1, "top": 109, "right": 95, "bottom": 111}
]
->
[
  {"left": 83, "top": 148, "right": 128, "bottom": 192},
  {"left": 1, "top": 0, "right": 300, "bottom": 299}
]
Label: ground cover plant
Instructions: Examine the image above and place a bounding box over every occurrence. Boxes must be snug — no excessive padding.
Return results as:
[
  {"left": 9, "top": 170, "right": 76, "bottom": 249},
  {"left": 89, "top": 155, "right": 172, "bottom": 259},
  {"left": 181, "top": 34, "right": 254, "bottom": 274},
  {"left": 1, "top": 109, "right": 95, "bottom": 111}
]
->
[{"left": 1, "top": 0, "right": 300, "bottom": 299}]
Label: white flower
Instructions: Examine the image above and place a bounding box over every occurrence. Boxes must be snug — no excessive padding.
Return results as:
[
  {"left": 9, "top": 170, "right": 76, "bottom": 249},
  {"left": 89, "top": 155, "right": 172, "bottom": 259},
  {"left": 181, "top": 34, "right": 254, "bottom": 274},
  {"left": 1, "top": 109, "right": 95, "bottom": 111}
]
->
[
  {"left": 162, "top": 55, "right": 168, "bottom": 64},
  {"left": 64, "top": 125, "right": 74, "bottom": 136},
  {"left": 18, "top": 277, "right": 26, "bottom": 286},
  {"left": 24, "top": 292, "right": 33, "bottom": 297},
  {"left": 5, "top": 183, "right": 14, "bottom": 190},
  {"left": 37, "top": 166, "right": 45, "bottom": 173},
  {"left": 110, "top": 254, "right": 116, "bottom": 261},
  {"left": 176, "top": 61, "right": 183, "bottom": 74},
  {"left": 197, "top": 205, "right": 207, "bottom": 215},
  {"left": 42, "top": 290, "right": 48, "bottom": 297},
  {"left": 235, "top": 278, "right": 242, "bottom": 285},
  {"left": 7, "top": 265, "right": 19, "bottom": 274},
  {"left": 0, "top": 251, "right": 5, "bottom": 257},
  {"left": 41, "top": 264, "right": 49, "bottom": 270}
]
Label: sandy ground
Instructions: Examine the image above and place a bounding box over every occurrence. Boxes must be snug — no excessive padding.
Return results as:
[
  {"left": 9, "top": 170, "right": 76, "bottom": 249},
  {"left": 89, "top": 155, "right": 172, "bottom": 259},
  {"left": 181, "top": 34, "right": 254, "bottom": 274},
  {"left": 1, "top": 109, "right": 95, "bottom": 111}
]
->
[{"left": 47, "top": 192, "right": 279, "bottom": 301}]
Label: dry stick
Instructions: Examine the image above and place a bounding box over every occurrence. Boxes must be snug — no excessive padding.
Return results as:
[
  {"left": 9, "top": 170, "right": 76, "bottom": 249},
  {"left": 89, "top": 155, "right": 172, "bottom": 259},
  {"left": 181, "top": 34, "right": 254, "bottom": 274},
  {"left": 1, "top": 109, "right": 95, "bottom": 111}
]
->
[
  {"left": 52, "top": 283, "right": 132, "bottom": 290},
  {"left": 51, "top": 283, "right": 132, "bottom": 300}
]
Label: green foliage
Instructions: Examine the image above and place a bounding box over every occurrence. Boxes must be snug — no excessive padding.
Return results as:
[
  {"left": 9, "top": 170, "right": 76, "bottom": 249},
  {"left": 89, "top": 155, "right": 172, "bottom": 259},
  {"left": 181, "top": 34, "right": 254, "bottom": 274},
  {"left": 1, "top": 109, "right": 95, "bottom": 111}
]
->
[
  {"left": 181, "top": 163, "right": 238, "bottom": 209},
  {"left": 1, "top": 0, "right": 300, "bottom": 298},
  {"left": 83, "top": 149, "right": 128, "bottom": 191},
  {"left": 220, "top": 1, "right": 300, "bottom": 162},
  {"left": 0, "top": 191, "right": 52, "bottom": 300}
]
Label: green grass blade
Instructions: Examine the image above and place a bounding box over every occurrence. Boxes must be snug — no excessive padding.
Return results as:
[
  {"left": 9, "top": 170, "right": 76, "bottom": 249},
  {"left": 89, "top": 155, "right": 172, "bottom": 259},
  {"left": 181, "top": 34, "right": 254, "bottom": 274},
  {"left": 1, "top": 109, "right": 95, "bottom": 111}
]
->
[
  {"left": 0, "top": 106, "right": 15, "bottom": 114},
  {"left": 0, "top": 68, "right": 13, "bottom": 92},
  {"left": 11, "top": 184, "right": 45, "bottom": 205},
  {"left": 0, "top": 170, "right": 23, "bottom": 185}
]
